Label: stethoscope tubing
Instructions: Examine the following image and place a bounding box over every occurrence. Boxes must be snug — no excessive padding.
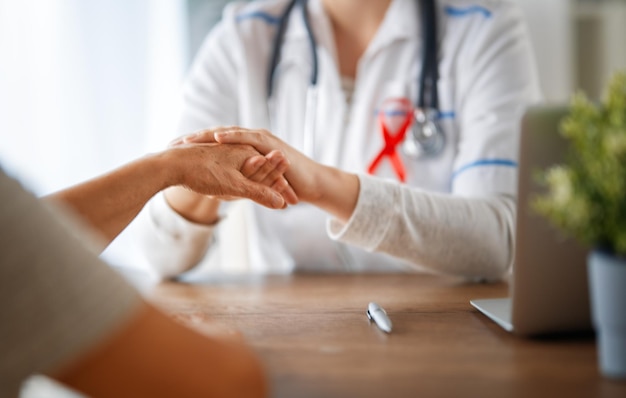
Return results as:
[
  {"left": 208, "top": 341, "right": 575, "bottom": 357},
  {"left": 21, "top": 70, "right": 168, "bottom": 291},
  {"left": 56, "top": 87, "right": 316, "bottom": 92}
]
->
[
  {"left": 269, "top": 0, "right": 438, "bottom": 107},
  {"left": 267, "top": 0, "right": 445, "bottom": 158},
  {"left": 418, "top": 0, "right": 439, "bottom": 110}
]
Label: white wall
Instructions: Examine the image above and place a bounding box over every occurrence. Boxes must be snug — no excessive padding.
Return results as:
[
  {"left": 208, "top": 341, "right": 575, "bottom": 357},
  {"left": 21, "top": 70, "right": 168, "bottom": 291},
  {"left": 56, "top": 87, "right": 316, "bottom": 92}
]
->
[
  {"left": 513, "top": 0, "right": 626, "bottom": 103},
  {"left": 575, "top": 0, "right": 626, "bottom": 99},
  {"left": 513, "top": 0, "right": 575, "bottom": 103}
]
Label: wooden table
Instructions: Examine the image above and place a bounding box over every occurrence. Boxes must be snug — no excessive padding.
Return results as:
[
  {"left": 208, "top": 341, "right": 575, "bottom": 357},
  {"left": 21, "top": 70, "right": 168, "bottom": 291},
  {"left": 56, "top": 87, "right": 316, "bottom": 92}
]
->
[{"left": 147, "top": 274, "right": 626, "bottom": 398}]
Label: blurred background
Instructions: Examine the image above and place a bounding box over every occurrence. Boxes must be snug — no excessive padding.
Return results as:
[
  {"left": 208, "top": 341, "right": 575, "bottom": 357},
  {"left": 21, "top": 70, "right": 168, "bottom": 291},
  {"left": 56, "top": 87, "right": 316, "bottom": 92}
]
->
[{"left": 1, "top": 0, "right": 625, "bottom": 269}]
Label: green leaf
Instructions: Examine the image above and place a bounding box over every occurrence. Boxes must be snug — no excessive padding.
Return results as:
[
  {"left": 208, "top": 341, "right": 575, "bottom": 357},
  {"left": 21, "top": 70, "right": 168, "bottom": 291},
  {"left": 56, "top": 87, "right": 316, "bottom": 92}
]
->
[{"left": 533, "top": 70, "right": 626, "bottom": 257}]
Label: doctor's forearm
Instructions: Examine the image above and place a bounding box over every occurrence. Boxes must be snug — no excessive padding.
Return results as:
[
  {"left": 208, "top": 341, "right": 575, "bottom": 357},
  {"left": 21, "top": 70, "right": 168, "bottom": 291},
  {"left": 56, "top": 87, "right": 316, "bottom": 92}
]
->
[
  {"left": 308, "top": 166, "right": 360, "bottom": 224},
  {"left": 328, "top": 175, "right": 515, "bottom": 280}
]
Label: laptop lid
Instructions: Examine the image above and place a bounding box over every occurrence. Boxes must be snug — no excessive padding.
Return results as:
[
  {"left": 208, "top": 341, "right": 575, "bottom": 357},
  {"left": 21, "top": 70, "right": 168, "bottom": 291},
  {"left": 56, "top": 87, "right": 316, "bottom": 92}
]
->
[{"left": 472, "top": 106, "right": 591, "bottom": 336}]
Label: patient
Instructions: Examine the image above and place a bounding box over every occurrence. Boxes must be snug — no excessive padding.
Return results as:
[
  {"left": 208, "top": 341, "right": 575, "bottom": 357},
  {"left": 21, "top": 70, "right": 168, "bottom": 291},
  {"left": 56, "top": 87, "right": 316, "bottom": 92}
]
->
[{"left": 0, "top": 132, "right": 293, "bottom": 397}]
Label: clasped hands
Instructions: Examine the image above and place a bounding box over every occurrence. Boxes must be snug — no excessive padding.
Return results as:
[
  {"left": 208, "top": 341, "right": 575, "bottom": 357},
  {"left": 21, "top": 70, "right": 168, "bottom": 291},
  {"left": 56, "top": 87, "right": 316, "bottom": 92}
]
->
[{"left": 169, "top": 126, "right": 318, "bottom": 210}]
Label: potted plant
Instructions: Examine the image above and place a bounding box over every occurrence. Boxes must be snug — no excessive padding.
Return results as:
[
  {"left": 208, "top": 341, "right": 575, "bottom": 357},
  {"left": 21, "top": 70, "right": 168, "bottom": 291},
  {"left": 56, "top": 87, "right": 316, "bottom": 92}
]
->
[{"left": 533, "top": 71, "right": 626, "bottom": 379}]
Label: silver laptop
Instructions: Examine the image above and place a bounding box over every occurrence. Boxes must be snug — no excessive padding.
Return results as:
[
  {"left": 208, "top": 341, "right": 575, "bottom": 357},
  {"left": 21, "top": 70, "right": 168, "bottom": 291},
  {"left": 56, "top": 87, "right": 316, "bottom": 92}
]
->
[{"left": 471, "top": 106, "right": 592, "bottom": 336}]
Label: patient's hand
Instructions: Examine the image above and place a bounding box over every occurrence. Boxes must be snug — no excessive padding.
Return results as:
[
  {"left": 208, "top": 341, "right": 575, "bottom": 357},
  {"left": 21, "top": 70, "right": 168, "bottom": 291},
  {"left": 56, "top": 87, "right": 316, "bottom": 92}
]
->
[
  {"left": 161, "top": 144, "right": 288, "bottom": 208},
  {"left": 163, "top": 141, "right": 296, "bottom": 210}
]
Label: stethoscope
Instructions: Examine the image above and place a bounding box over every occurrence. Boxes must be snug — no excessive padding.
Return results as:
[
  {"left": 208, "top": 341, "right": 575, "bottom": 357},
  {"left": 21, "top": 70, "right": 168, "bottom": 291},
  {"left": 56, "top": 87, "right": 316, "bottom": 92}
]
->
[{"left": 267, "top": 0, "right": 445, "bottom": 164}]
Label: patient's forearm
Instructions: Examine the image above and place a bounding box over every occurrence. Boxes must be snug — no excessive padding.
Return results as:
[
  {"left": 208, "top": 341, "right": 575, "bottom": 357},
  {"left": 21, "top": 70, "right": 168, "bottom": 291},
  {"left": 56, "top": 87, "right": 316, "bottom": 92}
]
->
[{"left": 45, "top": 153, "right": 173, "bottom": 246}]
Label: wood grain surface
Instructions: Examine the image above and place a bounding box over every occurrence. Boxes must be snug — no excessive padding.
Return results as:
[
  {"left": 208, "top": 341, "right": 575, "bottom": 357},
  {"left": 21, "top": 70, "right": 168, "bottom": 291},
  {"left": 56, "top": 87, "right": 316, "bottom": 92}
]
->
[{"left": 148, "top": 274, "right": 626, "bottom": 398}]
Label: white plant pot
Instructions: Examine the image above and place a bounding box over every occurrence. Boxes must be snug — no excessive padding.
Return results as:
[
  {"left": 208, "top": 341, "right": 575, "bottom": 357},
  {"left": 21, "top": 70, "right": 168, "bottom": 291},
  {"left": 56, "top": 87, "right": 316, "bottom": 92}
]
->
[{"left": 588, "top": 250, "right": 626, "bottom": 379}]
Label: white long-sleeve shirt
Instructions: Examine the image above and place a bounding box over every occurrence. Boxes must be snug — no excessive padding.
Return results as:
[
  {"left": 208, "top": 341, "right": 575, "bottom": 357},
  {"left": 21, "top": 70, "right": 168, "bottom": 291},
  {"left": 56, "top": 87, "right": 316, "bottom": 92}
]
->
[{"left": 135, "top": 0, "right": 541, "bottom": 280}]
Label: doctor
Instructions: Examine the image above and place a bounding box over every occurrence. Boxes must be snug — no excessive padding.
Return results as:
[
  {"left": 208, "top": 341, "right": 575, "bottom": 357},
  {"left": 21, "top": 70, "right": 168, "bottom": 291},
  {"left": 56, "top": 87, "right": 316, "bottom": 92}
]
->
[{"left": 137, "top": 0, "right": 540, "bottom": 280}]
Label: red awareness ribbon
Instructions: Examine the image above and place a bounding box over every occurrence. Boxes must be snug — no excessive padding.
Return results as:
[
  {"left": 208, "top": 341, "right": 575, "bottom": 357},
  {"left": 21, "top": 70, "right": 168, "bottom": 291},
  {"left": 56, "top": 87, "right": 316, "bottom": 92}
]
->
[{"left": 367, "top": 98, "right": 413, "bottom": 182}]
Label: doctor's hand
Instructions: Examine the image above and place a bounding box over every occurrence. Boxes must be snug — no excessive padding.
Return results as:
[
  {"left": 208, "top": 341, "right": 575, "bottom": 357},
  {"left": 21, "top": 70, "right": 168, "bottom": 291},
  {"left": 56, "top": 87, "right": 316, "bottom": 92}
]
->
[{"left": 183, "top": 128, "right": 360, "bottom": 223}]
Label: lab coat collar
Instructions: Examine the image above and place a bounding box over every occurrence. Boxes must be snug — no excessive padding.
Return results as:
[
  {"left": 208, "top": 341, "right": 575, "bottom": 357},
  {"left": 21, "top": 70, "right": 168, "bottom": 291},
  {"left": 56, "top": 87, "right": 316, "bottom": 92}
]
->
[
  {"left": 282, "top": 0, "right": 421, "bottom": 50},
  {"left": 365, "top": 0, "right": 447, "bottom": 64},
  {"left": 281, "top": 0, "right": 321, "bottom": 42}
]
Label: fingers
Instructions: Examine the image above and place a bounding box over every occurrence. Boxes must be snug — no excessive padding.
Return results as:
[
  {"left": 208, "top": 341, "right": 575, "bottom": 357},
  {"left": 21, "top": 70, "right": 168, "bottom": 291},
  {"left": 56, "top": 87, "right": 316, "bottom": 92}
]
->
[
  {"left": 241, "top": 153, "right": 287, "bottom": 189},
  {"left": 242, "top": 154, "right": 279, "bottom": 182},
  {"left": 253, "top": 151, "right": 288, "bottom": 182},
  {"left": 272, "top": 178, "right": 299, "bottom": 205},
  {"left": 241, "top": 152, "right": 298, "bottom": 206},
  {"left": 214, "top": 130, "right": 274, "bottom": 155},
  {"left": 241, "top": 156, "right": 267, "bottom": 178},
  {"left": 263, "top": 151, "right": 296, "bottom": 205},
  {"left": 236, "top": 178, "right": 285, "bottom": 210},
  {"left": 182, "top": 128, "right": 220, "bottom": 144},
  {"left": 168, "top": 136, "right": 185, "bottom": 147},
  {"left": 170, "top": 126, "right": 244, "bottom": 147},
  {"left": 173, "top": 127, "right": 277, "bottom": 157}
]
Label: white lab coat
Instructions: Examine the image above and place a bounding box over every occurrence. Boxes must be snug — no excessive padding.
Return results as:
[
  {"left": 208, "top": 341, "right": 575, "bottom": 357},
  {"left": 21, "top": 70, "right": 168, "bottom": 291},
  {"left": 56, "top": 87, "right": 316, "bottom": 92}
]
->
[{"left": 136, "top": 0, "right": 540, "bottom": 279}]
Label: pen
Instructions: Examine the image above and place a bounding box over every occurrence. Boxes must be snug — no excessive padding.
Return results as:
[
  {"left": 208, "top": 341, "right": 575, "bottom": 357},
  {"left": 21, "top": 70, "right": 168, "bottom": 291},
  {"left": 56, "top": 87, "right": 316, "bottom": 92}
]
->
[{"left": 367, "top": 302, "right": 392, "bottom": 333}]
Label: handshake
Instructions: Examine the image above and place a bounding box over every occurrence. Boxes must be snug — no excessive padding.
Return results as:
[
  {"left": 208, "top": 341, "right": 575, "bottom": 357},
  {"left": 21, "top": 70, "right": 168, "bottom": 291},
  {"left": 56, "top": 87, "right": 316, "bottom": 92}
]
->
[
  {"left": 47, "top": 124, "right": 359, "bottom": 245},
  {"left": 167, "top": 126, "right": 303, "bottom": 210},
  {"left": 164, "top": 124, "right": 359, "bottom": 226}
]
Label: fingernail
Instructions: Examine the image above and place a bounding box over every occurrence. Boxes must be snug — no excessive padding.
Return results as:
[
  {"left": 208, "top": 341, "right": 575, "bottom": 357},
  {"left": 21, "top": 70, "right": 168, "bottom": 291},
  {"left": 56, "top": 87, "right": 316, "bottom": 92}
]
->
[
  {"left": 276, "top": 178, "right": 288, "bottom": 187},
  {"left": 252, "top": 157, "right": 265, "bottom": 168},
  {"left": 272, "top": 194, "right": 284, "bottom": 208},
  {"left": 184, "top": 133, "right": 199, "bottom": 142}
]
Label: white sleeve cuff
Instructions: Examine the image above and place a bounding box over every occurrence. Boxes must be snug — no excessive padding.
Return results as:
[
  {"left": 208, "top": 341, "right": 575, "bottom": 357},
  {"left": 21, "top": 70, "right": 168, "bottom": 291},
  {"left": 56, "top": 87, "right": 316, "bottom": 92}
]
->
[
  {"left": 149, "top": 192, "right": 216, "bottom": 239},
  {"left": 138, "top": 192, "right": 216, "bottom": 279},
  {"left": 327, "top": 174, "right": 399, "bottom": 251}
]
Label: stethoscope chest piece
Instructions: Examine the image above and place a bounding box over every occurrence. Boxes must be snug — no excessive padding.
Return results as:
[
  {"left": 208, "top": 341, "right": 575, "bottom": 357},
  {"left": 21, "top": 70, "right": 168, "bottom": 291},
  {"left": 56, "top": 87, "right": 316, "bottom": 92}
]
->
[{"left": 403, "top": 107, "right": 445, "bottom": 158}]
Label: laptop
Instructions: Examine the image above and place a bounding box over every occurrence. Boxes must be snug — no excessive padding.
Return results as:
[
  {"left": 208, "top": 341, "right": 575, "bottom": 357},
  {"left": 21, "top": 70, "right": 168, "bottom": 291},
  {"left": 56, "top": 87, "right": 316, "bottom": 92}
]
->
[{"left": 470, "top": 106, "right": 592, "bottom": 336}]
